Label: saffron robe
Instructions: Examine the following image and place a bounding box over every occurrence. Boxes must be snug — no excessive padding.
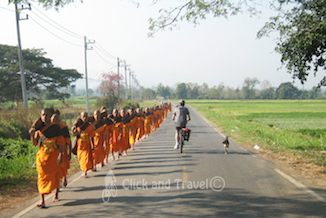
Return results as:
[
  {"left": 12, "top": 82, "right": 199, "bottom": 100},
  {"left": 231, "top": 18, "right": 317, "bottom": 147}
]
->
[{"left": 36, "top": 123, "right": 65, "bottom": 195}]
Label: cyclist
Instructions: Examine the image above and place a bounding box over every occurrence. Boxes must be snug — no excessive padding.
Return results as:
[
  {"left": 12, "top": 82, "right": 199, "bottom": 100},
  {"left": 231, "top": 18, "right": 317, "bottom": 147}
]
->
[{"left": 172, "top": 99, "right": 191, "bottom": 149}]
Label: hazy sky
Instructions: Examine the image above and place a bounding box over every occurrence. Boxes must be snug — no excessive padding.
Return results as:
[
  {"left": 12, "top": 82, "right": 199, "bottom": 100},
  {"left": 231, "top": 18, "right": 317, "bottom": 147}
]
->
[{"left": 0, "top": 0, "right": 324, "bottom": 91}]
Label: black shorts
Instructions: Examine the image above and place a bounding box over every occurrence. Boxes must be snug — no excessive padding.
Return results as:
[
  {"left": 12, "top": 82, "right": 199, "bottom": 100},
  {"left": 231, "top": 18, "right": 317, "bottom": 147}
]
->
[{"left": 175, "top": 126, "right": 186, "bottom": 130}]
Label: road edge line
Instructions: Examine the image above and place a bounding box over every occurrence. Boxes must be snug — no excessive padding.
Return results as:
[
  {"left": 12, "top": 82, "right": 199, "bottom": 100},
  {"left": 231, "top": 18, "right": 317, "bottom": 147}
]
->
[
  {"left": 275, "top": 169, "right": 326, "bottom": 203},
  {"left": 11, "top": 172, "right": 83, "bottom": 218}
]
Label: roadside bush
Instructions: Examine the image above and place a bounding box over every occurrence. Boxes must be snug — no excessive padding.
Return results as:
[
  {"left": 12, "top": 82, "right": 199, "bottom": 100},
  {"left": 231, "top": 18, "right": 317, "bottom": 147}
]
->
[
  {"left": 0, "top": 121, "right": 29, "bottom": 139},
  {"left": 95, "top": 96, "right": 118, "bottom": 112},
  {"left": 0, "top": 138, "right": 37, "bottom": 187},
  {"left": 121, "top": 100, "right": 139, "bottom": 109}
]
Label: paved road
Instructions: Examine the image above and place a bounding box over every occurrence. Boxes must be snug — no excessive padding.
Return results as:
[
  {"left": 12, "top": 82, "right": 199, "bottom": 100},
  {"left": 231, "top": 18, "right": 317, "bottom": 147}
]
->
[{"left": 10, "top": 105, "right": 326, "bottom": 217}]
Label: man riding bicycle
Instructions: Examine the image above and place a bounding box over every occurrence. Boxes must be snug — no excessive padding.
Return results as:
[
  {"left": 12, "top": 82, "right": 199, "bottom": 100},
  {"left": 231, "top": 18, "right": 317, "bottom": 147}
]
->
[{"left": 172, "top": 99, "right": 191, "bottom": 149}]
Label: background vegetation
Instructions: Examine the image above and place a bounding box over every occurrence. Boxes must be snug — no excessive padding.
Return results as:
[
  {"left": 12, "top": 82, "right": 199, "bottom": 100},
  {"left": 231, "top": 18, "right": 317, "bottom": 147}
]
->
[{"left": 189, "top": 100, "right": 326, "bottom": 167}]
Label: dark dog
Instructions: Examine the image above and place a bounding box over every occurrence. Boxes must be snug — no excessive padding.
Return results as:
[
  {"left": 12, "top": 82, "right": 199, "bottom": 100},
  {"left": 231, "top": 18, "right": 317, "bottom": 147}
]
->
[{"left": 222, "top": 136, "right": 229, "bottom": 154}]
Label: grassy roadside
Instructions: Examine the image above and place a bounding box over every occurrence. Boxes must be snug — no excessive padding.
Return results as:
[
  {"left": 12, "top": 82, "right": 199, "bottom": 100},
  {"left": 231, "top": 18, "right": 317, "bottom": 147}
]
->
[{"left": 188, "top": 100, "right": 326, "bottom": 174}]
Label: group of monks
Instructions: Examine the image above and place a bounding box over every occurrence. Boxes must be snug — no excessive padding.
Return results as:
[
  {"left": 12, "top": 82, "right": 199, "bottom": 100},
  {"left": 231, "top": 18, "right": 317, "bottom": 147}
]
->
[{"left": 29, "top": 102, "right": 172, "bottom": 208}]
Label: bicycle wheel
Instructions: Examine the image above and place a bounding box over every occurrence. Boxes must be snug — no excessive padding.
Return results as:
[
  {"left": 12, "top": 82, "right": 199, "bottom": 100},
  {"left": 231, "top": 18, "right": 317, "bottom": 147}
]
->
[{"left": 180, "top": 129, "right": 184, "bottom": 153}]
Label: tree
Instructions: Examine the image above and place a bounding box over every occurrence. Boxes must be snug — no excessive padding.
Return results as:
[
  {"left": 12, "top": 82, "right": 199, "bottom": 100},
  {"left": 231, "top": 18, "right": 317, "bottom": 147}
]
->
[
  {"left": 242, "top": 77, "right": 260, "bottom": 99},
  {"left": 156, "top": 83, "right": 171, "bottom": 99},
  {"left": 260, "top": 80, "right": 275, "bottom": 99},
  {"left": 175, "top": 83, "right": 188, "bottom": 99},
  {"left": 97, "top": 72, "right": 124, "bottom": 107},
  {"left": 224, "top": 86, "right": 237, "bottom": 99},
  {"left": 258, "top": 0, "right": 326, "bottom": 87},
  {"left": 9, "top": 0, "right": 76, "bottom": 8},
  {"left": 142, "top": 88, "right": 156, "bottom": 100},
  {"left": 148, "top": 0, "right": 258, "bottom": 36},
  {"left": 186, "top": 83, "right": 199, "bottom": 99},
  {"left": 97, "top": 72, "right": 123, "bottom": 98},
  {"left": 276, "top": 82, "right": 300, "bottom": 99},
  {"left": 96, "top": 72, "right": 124, "bottom": 111},
  {"left": 198, "top": 83, "right": 210, "bottom": 99},
  {"left": 0, "top": 44, "right": 82, "bottom": 102}
]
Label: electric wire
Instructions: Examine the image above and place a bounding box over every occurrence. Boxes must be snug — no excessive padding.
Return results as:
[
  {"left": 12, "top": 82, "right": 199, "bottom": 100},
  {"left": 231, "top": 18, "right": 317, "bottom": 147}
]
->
[
  {"left": 29, "top": 16, "right": 83, "bottom": 47},
  {"left": 31, "top": 5, "right": 84, "bottom": 39},
  {"left": 93, "top": 49, "right": 117, "bottom": 67},
  {"left": 0, "top": 6, "right": 14, "bottom": 12},
  {"left": 94, "top": 43, "right": 117, "bottom": 60},
  {"left": 1, "top": 4, "right": 140, "bottom": 87}
]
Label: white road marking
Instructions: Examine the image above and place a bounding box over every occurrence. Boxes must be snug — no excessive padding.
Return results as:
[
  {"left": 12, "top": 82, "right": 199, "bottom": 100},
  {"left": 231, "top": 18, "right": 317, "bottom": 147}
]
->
[
  {"left": 11, "top": 172, "right": 85, "bottom": 218},
  {"left": 275, "top": 169, "right": 326, "bottom": 203}
]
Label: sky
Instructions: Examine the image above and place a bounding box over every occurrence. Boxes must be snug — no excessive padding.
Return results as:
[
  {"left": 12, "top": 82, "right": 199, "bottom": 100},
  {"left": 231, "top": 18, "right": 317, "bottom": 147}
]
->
[{"left": 0, "top": 0, "right": 325, "bottom": 91}]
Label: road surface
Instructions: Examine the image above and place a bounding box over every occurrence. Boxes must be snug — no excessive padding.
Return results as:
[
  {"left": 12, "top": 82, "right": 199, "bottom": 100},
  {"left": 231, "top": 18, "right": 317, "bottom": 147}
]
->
[{"left": 9, "top": 105, "right": 326, "bottom": 217}]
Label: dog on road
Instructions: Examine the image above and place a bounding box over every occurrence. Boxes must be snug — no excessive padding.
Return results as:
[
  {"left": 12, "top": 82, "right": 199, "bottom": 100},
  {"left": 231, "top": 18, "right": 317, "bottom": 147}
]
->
[{"left": 222, "top": 136, "right": 229, "bottom": 154}]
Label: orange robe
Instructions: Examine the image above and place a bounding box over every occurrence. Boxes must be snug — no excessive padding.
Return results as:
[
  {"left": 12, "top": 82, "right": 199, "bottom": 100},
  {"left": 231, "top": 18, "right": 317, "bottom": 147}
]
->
[
  {"left": 129, "top": 117, "right": 136, "bottom": 146},
  {"left": 121, "top": 122, "right": 131, "bottom": 151},
  {"left": 112, "top": 122, "right": 123, "bottom": 152},
  {"left": 36, "top": 123, "right": 65, "bottom": 195},
  {"left": 92, "top": 121, "right": 106, "bottom": 165},
  {"left": 136, "top": 116, "right": 144, "bottom": 140},
  {"left": 144, "top": 114, "right": 152, "bottom": 135},
  {"left": 105, "top": 123, "right": 113, "bottom": 156},
  {"left": 59, "top": 123, "right": 71, "bottom": 178},
  {"left": 76, "top": 123, "right": 95, "bottom": 172}
]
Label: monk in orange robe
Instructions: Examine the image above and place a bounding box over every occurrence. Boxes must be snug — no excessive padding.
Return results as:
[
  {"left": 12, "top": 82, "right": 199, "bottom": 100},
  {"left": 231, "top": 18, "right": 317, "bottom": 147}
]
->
[
  {"left": 30, "top": 108, "right": 64, "bottom": 208},
  {"left": 72, "top": 112, "right": 95, "bottom": 178},
  {"left": 111, "top": 109, "right": 123, "bottom": 160},
  {"left": 135, "top": 108, "right": 144, "bottom": 142},
  {"left": 143, "top": 107, "right": 152, "bottom": 138},
  {"left": 91, "top": 110, "right": 107, "bottom": 170},
  {"left": 100, "top": 108, "right": 113, "bottom": 163},
  {"left": 119, "top": 108, "right": 131, "bottom": 156},
  {"left": 127, "top": 108, "right": 136, "bottom": 150},
  {"left": 52, "top": 110, "right": 71, "bottom": 187}
]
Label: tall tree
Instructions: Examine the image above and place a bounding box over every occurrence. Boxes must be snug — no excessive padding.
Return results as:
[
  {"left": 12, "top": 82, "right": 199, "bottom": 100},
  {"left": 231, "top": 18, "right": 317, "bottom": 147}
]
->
[
  {"left": 258, "top": 0, "right": 326, "bottom": 87},
  {"left": 156, "top": 83, "right": 171, "bottom": 99},
  {"left": 276, "top": 82, "right": 300, "bottom": 99},
  {"left": 186, "top": 83, "right": 200, "bottom": 99},
  {"left": 0, "top": 44, "right": 82, "bottom": 102},
  {"left": 142, "top": 88, "right": 156, "bottom": 100},
  {"left": 97, "top": 72, "right": 123, "bottom": 98},
  {"left": 198, "top": 83, "right": 210, "bottom": 99},
  {"left": 260, "top": 80, "right": 275, "bottom": 99},
  {"left": 175, "top": 83, "right": 188, "bottom": 99},
  {"left": 242, "top": 77, "right": 260, "bottom": 99}
]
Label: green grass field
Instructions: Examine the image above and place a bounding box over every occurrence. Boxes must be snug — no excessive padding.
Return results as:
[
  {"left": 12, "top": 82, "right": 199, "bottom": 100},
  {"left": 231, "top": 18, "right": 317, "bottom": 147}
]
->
[{"left": 188, "top": 100, "right": 326, "bottom": 166}]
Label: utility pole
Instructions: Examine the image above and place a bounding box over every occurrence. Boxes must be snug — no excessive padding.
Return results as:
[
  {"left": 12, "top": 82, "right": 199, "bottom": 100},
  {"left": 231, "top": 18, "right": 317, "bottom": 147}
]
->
[
  {"left": 15, "top": 3, "right": 30, "bottom": 108},
  {"left": 129, "top": 69, "right": 132, "bottom": 100},
  {"left": 124, "top": 61, "right": 129, "bottom": 99},
  {"left": 84, "top": 36, "right": 95, "bottom": 114},
  {"left": 132, "top": 72, "right": 134, "bottom": 101},
  {"left": 117, "top": 57, "right": 120, "bottom": 99}
]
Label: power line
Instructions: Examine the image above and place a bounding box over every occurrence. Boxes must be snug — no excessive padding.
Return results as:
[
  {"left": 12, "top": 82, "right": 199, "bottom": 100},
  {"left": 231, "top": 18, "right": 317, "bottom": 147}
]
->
[
  {"left": 0, "top": 6, "right": 14, "bottom": 12},
  {"left": 94, "top": 42, "right": 117, "bottom": 59},
  {"left": 29, "top": 16, "right": 83, "bottom": 47},
  {"left": 31, "top": 5, "right": 84, "bottom": 39},
  {"left": 93, "top": 49, "right": 117, "bottom": 66}
]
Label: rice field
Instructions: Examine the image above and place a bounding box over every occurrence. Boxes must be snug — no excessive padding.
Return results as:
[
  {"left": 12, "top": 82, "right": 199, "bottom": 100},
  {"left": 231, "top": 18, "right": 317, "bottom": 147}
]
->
[{"left": 187, "top": 100, "right": 326, "bottom": 166}]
